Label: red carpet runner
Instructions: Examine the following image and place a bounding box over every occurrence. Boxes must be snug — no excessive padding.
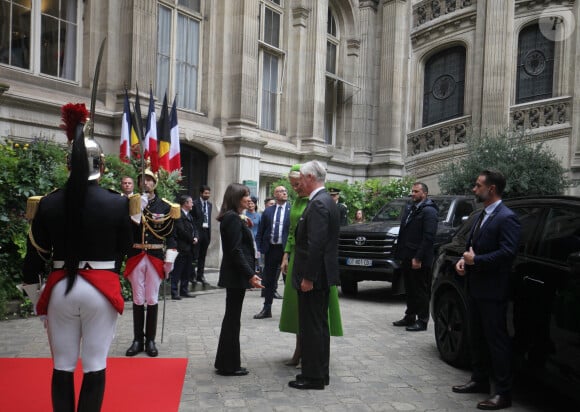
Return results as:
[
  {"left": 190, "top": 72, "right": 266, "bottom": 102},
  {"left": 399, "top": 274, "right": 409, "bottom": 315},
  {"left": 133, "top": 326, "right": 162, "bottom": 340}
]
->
[{"left": 0, "top": 357, "right": 188, "bottom": 412}]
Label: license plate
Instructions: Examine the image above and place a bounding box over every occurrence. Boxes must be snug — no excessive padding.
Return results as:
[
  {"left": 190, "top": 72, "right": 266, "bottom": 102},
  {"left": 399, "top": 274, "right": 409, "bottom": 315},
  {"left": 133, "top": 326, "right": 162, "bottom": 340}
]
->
[{"left": 346, "top": 258, "right": 372, "bottom": 267}]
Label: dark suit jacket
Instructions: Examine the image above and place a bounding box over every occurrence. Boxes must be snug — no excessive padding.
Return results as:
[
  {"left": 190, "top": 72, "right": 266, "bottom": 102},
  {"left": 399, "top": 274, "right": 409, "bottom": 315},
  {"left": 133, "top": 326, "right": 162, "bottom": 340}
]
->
[
  {"left": 174, "top": 210, "right": 198, "bottom": 255},
  {"left": 395, "top": 198, "right": 439, "bottom": 267},
  {"left": 292, "top": 189, "right": 340, "bottom": 290},
  {"left": 192, "top": 198, "right": 212, "bottom": 241},
  {"left": 217, "top": 211, "right": 256, "bottom": 289},
  {"left": 466, "top": 202, "right": 521, "bottom": 300},
  {"left": 256, "top": 202, "right": 290, "bottom": 255}
]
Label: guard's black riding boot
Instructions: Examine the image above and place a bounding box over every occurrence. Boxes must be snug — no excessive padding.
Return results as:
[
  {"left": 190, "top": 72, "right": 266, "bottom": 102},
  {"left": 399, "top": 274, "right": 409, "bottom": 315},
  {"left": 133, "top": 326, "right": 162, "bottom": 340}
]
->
[
  {"left": 125, "top": 304, "right": 145, "bottom": 356},
  {"left": 51, "top": 369, "right": 75, "bottom": 412},
  {"left": 145, "top": 304, "right": 159, "bottom": 357},
  {"left": 77, "top": 369, "right": 106, "bottom": 412}
]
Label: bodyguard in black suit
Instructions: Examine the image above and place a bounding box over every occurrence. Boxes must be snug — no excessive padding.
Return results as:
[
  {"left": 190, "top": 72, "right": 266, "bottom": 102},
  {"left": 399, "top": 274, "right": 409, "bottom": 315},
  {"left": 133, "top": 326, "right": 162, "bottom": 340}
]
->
[
  {"left": 191, "top": 185, "right": 212, "bottom": 286},
  {"left": 214, "top": 183, "right": 263, "bottom": 376},
  {"left": 393, "top": 182, "right": 438, "bottom": 331},
  {"left": 253, "top": 186, "right": 290, "bottom": 319},
  {"left": 289, "top": 161, "right": 340, "bottom": 390},
  {"left": 453, "top": 170, "right": 521, "bottom": 411},
  {"left": 171, "top": 195, "right": 198, "bottom": 299}
]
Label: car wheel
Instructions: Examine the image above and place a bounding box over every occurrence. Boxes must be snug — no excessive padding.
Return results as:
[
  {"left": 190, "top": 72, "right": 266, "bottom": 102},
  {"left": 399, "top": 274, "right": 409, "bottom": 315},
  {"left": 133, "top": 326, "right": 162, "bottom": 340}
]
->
[
  {"left": 340, "top": 275, "right": 358, "bottom": 296},
  {"left": 434, "top": 290, "right": 469, "bottom": 368}
]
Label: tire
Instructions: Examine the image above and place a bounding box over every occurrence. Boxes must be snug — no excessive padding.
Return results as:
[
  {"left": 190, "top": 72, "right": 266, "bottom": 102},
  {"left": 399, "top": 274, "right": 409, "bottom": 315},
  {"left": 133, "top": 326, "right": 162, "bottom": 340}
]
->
[
  {"left": 340, "top": 275, "right": 358, "bottom": 296},
  {"left": 434, "top": 290, "right": 470, "bottom": 368}
]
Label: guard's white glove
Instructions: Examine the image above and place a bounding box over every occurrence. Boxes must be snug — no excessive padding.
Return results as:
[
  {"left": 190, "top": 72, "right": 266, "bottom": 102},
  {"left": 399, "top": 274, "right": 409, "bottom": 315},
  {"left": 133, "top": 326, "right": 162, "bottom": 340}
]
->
[{"left": 164, "top": 249, "right": 178, "bottom": 279}]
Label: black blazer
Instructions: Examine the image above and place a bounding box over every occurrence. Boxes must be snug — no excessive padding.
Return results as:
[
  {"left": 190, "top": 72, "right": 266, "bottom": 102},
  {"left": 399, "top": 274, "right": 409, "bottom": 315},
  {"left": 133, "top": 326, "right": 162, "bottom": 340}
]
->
[
  {"left": 256, "top": 202, "right": 291, "bottom": 255},
  {"left": 465, "top": 202, "right": 521, "bottom": 300},
  {"left": 218, "top": 211, "right": 257, "bottom": 289},
  {"left": 395, "top": 198, "right": 439, "bottom": 267},
  {"left": 292, "top": 189, "right": 340, "bottom": 290},
  {"left": 174, "top": 210, "right": 198, "bottom": 255}
]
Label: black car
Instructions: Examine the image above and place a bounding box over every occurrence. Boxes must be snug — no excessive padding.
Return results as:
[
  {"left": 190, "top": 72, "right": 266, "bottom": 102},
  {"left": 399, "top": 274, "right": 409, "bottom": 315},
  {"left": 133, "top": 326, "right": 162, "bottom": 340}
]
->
[
  {"left": 338, "top": 195, "right": 475, "bottom": 295},
  {"left": 431, "top": 196, "right": 580, "bottom": 400}
]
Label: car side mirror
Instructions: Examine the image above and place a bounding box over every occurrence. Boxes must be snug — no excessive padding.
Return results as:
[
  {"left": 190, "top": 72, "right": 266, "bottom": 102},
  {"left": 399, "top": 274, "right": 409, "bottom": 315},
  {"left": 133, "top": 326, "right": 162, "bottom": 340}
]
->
[{"left": 567, "top": 251, "right": 580, "bottom": 275}]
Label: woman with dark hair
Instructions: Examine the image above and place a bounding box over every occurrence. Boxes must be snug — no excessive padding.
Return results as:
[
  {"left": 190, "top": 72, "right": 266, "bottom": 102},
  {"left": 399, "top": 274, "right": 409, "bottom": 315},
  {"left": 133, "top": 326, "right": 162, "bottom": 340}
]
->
[
  {"left": 214, "top": 183, "right": 264, "bottom": 376},
  {"left": 244, "top": 195, "right": 261, "bottom": 239}
]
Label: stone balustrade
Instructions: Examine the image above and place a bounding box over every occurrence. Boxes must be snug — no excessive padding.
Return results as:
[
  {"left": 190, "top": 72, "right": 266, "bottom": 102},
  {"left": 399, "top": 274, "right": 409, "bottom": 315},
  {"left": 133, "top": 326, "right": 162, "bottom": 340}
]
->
[
  {"left": 406, "top": 115, "right": 471, "bottom": 156},
  {"left": 413, "top": 0, "right": 475, "bottom": 28},
  {"left": 510, "top": 96, "right": 571, "bottom": 131}
]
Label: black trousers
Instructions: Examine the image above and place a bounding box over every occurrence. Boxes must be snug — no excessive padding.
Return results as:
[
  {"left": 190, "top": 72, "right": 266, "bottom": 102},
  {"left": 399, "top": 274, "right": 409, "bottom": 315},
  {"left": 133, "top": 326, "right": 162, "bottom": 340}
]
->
[
  {"left": 401, "top": 259, "right": 431, "bottom": 322},
  {"left": 262, "top": 244, "right": 284, "bottom": 306},
  {"left": 298, "top": 288, "right": 330, "bottom": 381},
  {"left": 171, "top": 252, "right": 193, "bottom": 296},
  {"left": 195, "top": 229, "right": 210, "bottom": 280},
  {"left": 468, "top": 296, "right": 512, "bottom": 395},
  {"left": 214, "top": 288, "right": 245, "bottom": 373}
]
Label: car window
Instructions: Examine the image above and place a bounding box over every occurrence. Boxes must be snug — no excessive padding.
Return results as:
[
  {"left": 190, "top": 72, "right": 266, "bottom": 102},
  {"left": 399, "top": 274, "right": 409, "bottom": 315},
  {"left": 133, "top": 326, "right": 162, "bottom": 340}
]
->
[
  {"left": 537, "top": 207, "right": 580, "bottom": 263},
  {"left": 372, "top": 199, "right": 407, "bottom": 222},
  {"left": 511, "top": 206, "right": 543, "bottom": 254},
  {"left": 452, "top": 200, "right": 475, "bottom": 227}
]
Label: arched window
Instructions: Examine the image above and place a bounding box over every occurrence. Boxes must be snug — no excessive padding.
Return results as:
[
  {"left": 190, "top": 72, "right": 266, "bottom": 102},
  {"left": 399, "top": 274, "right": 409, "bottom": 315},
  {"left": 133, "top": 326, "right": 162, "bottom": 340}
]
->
[
  {"left": 516, "top": 23, "right": 554, "bottom": 104},
  {"left": 423, "top": 46, "right": 466, "bottom": 127}
]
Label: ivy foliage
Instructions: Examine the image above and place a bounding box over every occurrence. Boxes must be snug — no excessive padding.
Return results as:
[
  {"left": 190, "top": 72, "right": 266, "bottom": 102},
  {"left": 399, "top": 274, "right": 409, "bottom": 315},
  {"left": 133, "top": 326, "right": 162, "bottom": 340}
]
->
[
  {"left": 0, "top": 137, "right": 183, "bottom": 316},
  {"left": 271, "top": 175, "right": 415, "bottom": 224},
  {"left": 438, "top": 131, "right": 569, "bottom": 198}
]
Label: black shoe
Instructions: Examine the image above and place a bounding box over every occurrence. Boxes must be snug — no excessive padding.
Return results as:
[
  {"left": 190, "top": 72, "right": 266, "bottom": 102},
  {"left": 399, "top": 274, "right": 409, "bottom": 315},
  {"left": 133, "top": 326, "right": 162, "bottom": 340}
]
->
[
  {"left": 125, "top": 340, "right": 144, "bottom": 357},
  {"left": 180, "top": 292, "right": 195, "bottom": 298},
  {"left": 171, "top": 295, "right": 182, "bottom": 300},
  {"left": 452, "top": 381, "right": 490, "bottom": 394},
  {"left": 253, "top": 309, "right": 272, "bottom": 319},
  {"left": 296, "top": 373, "right": 329, "bottom": 385},
  {"left": 406, "top": 320, "right": 427, "bottom": 332},
  {"left": 477, "top": 394, "right": 512, "bottom": 410},
  {"left": 145, "top": 340, "right": 158, "bottom": 357},
  {"left": 273, "top": 291, "right": 283, "bottom": 299},
  {"left": 197, "top": 277, "right": 210, "bottom": 286},
  {"left": 393, "top": 315, "right": 416, "bottom": 327},
  {"left": 288, "top": 378, "right": 325, "bottom": 390},
  {"left": 216, "top": 368, "right": 249, "bottom": 376}
]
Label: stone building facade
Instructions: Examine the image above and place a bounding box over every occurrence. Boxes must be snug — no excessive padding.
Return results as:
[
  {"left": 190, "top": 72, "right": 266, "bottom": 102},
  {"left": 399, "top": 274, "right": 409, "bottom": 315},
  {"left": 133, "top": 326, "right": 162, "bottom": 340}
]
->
[{"left": 1, "top": 0, "right": 579, "bottom": 266}]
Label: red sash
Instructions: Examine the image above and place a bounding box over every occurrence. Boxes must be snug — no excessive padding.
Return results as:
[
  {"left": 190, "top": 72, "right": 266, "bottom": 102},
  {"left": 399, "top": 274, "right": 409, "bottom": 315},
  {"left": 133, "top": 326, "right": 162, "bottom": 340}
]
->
[{"left": 123, "top": 252, "right": 165, "bottom": 280}]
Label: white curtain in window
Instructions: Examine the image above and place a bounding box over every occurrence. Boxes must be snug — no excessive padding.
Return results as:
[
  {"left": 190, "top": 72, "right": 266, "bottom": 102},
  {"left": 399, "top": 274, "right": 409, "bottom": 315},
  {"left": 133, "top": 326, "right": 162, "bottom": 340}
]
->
[
  {"left": 261, "top": 52, "right": 278, "bottom": 130},
  {"left": 156, "top": 5, "right": 171, "bottom": 99},
  {"left": 176, "top": 14, "right": 199, "bottom": 110},
  {"left": 61, "top": 0, "right": 77, "bottom": 80}
]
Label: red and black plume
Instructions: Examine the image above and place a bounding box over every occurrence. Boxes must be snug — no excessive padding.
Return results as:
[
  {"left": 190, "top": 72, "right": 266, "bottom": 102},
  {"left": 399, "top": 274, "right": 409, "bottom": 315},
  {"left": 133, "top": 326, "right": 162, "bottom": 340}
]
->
[{"left": 60, "top": 103, "right": 89, "bottom": 143}]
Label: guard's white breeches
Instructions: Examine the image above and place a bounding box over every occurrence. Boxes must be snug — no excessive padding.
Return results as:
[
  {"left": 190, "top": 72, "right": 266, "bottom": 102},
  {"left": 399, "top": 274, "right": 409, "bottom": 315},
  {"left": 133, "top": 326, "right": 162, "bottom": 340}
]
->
[
  {"left": 47, "top": 276, "right": 117, "bottom": 372},
  {"left": 127, "top": 255, "right": 162, "bottom": 305}
]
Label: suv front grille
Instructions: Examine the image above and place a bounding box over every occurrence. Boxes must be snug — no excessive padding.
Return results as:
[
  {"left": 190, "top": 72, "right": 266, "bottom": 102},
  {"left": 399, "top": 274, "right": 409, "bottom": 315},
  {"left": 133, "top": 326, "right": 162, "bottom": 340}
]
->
[{"left": 339, "top": 233, "right": 397, "bottom": 259}]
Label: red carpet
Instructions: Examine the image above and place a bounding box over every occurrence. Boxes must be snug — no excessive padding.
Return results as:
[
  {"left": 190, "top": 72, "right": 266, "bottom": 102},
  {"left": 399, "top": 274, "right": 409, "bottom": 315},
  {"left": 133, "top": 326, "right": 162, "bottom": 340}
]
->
[{"left": 0, "top": 357, "right": 188, "bottom": 412}]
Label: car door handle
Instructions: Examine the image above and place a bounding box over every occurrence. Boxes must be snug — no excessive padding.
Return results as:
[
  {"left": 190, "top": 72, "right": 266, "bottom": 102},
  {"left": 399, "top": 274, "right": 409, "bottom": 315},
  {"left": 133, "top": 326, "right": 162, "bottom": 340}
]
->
[{"left": 523, "top": 275, "right": 544, "bottom": 285}]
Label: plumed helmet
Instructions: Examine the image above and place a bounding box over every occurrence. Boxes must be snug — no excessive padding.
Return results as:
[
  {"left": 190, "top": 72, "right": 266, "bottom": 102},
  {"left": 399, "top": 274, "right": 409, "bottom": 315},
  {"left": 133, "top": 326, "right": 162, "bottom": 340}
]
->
[{"left": 61, "top": 103, "right": 103, "bottom": 181}]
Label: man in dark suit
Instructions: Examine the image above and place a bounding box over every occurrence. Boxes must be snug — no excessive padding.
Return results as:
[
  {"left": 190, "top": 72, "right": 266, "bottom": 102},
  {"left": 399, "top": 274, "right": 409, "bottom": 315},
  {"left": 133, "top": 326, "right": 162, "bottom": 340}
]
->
[
  {"left": 329, "top": 188, "right": 348, "bottom": 226},
  {"left": 192, "top": 185, "right": 212, "bottom": 286},
  {"left": 171, "top": 195, "right": 198, "bottom": 300},
  {"left": 453, "top": 170, "right": 521, "bottom": 410},
  {"left": 288, "top": 160, "right": 340, "bottom": 390},
  {"left": 393, "top": 182, "right": 438, "bottom": 331},
  {"left": 253, "top": 186, "right": 291, "bottom": 319}
]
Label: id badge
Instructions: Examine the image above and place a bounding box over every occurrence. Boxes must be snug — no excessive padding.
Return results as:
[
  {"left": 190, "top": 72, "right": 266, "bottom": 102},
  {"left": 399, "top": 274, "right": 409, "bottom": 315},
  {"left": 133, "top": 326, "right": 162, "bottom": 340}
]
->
[{"left": 203, "top": 222, "right": 209, "bottom": 228}]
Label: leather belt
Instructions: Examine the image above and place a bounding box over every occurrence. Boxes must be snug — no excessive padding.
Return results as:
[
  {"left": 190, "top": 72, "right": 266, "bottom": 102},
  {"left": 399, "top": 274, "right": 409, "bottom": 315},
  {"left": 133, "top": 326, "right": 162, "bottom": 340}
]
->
[
  {"left": 132, "top": 243, "right": 164, "bottom": 250},
  {"left": 53, "top": 260, "right": 116, "bottom": 270}
]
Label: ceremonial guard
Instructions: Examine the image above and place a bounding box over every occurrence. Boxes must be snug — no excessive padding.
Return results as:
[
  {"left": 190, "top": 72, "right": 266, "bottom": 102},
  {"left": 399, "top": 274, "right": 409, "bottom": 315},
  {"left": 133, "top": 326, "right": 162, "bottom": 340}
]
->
[
  {"left": 124, "top": 168, "right": 180, "bottom": 357},
  {"left": 22, "top": 103, "right": 133, "bottom": 412}
]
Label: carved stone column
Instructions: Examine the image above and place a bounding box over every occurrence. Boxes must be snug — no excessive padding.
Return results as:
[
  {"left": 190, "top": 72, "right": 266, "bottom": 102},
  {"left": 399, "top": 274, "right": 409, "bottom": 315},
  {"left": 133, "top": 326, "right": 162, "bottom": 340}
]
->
[
  {"left": 352, "top": 0, "right": 379, "bottom": 160},
  {"left": 375, "top": 0, "right": 408, "bottom": 176},
  {"left": 479, "top": 0, "right": 514, "bottom": 133}
]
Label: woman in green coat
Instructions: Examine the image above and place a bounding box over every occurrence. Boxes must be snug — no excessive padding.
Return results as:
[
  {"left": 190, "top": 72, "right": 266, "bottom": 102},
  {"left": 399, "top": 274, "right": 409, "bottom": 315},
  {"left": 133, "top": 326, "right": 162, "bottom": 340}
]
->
[{"left": 279, "top": 164, "right": 343, "bottom": 366}]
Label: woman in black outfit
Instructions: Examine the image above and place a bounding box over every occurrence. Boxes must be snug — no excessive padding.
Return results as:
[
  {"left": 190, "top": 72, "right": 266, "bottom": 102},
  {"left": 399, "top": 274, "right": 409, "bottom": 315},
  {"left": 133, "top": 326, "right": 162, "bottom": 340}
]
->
[{"left": 214, "top": 183, "right": 264, "bottom": 376}]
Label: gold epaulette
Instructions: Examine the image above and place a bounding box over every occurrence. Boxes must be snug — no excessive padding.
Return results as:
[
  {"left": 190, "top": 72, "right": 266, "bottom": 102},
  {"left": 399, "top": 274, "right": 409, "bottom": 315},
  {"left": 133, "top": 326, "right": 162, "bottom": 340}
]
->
[
  {"left": 162, "top": 198, "right": 181, "bottom": 219},
  {"left": 25, "top": 196, "right": 44, "bottom": 220},
  {"left": 129, "top": 194, "right": 142, "bottom": 215}
]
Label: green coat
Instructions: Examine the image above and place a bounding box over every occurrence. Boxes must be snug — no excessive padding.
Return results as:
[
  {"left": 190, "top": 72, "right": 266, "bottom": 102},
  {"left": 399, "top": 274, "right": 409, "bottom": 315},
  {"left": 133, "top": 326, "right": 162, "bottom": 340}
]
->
[{"left": 279, "top": 196, "right": 343, "bottom": 336}]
